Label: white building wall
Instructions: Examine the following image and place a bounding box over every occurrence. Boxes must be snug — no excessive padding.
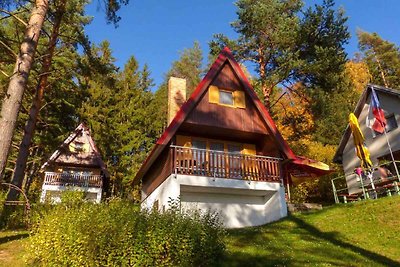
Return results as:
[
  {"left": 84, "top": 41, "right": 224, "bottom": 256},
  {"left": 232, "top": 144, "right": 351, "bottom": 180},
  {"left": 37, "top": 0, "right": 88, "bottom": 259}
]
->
[
  {"left": 342, "top": 92, "right": 400, "bottom": 194},
  {"left": 141, "top": 174, "right": 287, "bottom": 228},
  {"left": 40, "top": 185, "right": 102, "bottom": 203}
]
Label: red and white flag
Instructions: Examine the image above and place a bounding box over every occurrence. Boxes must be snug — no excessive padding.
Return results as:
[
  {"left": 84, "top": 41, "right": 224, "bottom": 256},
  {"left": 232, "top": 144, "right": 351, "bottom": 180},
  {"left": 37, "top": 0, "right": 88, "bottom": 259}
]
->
[{"left": 366, "top": 88, "right": 386, "bottom": 134}]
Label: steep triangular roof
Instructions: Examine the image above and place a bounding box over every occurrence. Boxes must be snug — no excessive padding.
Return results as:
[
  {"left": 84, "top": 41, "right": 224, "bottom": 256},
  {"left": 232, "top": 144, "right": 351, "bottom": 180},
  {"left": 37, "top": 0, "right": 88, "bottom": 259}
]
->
[
  {"left": 333, "top": 84, "right": 400, "bottom": 163},
  {"left": 133, "top": 47, "right": 298, "bottom": 184},
  {"left": 41, "top": 123, "right": 109, "bottom": 176}
]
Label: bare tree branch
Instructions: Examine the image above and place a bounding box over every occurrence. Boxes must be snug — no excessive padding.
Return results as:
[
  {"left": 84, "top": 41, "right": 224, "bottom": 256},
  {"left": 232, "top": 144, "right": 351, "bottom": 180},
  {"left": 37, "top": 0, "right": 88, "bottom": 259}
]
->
[
  {"left": 0, "top": 9, "right": 28, "bottom": 26},
  {"left": 0, "top": 40, "right": 17, "bottom": 57},
  {"left": 0, "top": 69, "right": 10, "bottom": 77}
]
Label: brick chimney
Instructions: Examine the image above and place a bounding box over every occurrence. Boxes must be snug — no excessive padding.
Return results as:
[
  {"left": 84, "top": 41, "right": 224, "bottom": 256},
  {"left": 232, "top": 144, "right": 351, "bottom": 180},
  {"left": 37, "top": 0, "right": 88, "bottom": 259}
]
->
[{"left": 167, "top": 77, "right": 186, "bottom": 124}]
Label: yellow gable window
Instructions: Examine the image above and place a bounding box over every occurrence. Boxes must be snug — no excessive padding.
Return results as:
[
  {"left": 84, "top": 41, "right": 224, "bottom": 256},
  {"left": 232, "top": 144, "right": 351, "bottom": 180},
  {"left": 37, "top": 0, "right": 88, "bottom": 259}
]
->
[{"left": 209, "top": 85, "right": 246, "bottom": 108}]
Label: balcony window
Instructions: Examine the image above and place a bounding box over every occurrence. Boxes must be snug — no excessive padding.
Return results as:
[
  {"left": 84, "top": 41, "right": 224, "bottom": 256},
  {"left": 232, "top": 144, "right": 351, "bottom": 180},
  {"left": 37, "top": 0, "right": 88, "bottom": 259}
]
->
[
  {"left": 228, "top": 144, "right": 242, "bottom": 154},
  {"left": 192, "top": 140, "right": 206, "bottom": 150}
]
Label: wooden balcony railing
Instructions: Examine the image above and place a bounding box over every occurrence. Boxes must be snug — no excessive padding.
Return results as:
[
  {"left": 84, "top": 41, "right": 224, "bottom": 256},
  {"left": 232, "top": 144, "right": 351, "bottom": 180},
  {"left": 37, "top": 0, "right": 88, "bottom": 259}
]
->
[
  {"left": 171, "top": 145, "right": 281, "bottom": 182},
  {"left": 44, "top": 172, "right": 102, "bottom": 188}
]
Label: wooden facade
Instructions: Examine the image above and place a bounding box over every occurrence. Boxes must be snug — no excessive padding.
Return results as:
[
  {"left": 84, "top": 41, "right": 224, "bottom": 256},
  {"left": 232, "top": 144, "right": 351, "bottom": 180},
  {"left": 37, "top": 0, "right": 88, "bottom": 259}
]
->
[
  {"left": 136, "top": 48, "right": 332, "bottom": 225},
  {"left": 138, "top": 48, "right": 293, "bottom": 198},
  {"left": 185, "top": 63, "right": 269, "bottom": 135}
]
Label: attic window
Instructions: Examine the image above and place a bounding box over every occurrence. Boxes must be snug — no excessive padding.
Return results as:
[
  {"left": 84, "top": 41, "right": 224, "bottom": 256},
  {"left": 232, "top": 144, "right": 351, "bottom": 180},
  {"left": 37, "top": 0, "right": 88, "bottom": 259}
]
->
[
  {"left": 219, "top": 90, "right": 234, "bottom": 105},
  {"left": 74, "top": 142, "right": 84, "bottom": 152},
  {"left": 208, "top": 85, "right": 246, "bottom": 108}
]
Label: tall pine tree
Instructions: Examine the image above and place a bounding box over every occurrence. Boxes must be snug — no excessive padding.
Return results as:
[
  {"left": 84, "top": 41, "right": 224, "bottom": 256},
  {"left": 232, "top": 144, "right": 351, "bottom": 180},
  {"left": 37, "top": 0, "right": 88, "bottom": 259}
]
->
[{"left": 357, "top": 31, "right": 400, "bottom": 89}]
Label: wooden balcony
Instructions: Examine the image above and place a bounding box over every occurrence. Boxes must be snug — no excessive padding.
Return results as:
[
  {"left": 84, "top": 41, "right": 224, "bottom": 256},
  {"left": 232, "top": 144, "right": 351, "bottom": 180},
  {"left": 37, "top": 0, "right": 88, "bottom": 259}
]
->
[
  {"left": 44, "top": 172, "right": 103, "bottom": 188},
  {"left": 171, "top": 145, "right": 281, "bottom": 182}
]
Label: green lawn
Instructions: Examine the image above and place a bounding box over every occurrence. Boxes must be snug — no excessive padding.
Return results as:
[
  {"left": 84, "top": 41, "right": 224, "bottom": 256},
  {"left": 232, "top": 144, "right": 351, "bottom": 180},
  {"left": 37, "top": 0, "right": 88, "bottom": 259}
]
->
[
  {"left": 223, "top": 195, "right": 400, "bottom": 266},
  {"left": 1, "top": 196, "right": 399, "bottom": 266},
  {"left": 0, "top": 230, "right": 28, "bottom": 267}
]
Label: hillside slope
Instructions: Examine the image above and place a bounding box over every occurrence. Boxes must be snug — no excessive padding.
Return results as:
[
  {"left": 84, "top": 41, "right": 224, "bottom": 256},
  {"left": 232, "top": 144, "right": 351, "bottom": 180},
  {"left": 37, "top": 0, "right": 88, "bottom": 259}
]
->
[{"left": 224, "top": 196, "right": 400, "bottom": 266}]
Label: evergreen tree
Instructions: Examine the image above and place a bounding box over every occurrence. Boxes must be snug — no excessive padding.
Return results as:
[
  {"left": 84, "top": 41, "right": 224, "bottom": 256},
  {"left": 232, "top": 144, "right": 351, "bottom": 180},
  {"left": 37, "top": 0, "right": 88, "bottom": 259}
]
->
[
  {"left": 298, "top": 0, "right": 351, "bottom": 145},
  {"left": 8, "top": 0, "right": 85, "bottom": 201},
  {"left": 297, "top": 0, "right": 349, "bottom": 91},
  {"left": 80, "top": 43, "right": 155, "bottom": 197},
  {"left": 113, "top": 56, "right": 154, "bottom": 193},
  {"left": 0, "top": 0, "right": 130, "bottom": 181},
  {"left": 357, "top": 31, "right": 400, "bottom": 89},
  {"left": 0, "top": 0, "right": 50, "bottom": 180}
]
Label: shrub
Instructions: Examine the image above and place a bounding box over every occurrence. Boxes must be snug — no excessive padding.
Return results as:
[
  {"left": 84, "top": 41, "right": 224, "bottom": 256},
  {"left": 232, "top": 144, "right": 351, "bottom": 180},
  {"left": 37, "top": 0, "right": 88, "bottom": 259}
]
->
[{"left": 27, "top": 199, "right": 225, "bottom": 266}]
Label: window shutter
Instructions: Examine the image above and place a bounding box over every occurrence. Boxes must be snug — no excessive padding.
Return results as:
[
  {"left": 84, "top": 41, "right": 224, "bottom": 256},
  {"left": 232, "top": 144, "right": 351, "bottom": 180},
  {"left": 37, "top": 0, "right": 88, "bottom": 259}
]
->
[
  {"left": 83, "top": 143, "right": 90, "bottom": 152},
  {"left": 176, "top": 135, "right": 192, "bottom": 147},
  {"left": 69, "top": 143, "right": 76, "bottom": 152},
  {"left": 209, "top": 85, "right": 219, "bottom": 104},
  {"left": 242, "top": 144, "right": 256, "bottom": 155},
  {"left": 233, "top": 90, "right": 246, "bottom": 108}
]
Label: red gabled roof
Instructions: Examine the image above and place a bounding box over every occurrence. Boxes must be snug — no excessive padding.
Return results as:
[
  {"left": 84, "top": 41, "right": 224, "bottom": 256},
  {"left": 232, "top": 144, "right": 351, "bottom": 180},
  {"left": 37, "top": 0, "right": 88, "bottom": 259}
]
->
[{"left": 133, "top": 47, "right": 299, "bottom": 185}]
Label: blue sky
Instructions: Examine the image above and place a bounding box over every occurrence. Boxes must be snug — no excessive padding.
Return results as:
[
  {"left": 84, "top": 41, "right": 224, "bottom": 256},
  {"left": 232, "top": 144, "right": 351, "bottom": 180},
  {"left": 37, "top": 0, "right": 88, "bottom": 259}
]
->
[{"left": 85, "top": 0, "right": 400, "bottom": 90}]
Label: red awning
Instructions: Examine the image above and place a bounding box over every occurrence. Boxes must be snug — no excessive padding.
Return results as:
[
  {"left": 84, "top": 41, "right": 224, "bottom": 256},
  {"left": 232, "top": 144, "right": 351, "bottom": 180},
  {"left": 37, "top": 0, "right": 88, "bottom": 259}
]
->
[{"left": 284, "top": 156, "right": 335, "bottom": 182}]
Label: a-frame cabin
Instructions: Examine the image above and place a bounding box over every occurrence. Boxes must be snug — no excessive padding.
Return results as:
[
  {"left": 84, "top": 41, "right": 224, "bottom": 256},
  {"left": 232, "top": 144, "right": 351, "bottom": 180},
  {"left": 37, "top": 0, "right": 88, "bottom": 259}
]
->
[
  {"left": 40, "top": 123, "right": 109, "bottom": 203},
  {"left": 133, "top": 48, "right": 330, "bottom": 228}
]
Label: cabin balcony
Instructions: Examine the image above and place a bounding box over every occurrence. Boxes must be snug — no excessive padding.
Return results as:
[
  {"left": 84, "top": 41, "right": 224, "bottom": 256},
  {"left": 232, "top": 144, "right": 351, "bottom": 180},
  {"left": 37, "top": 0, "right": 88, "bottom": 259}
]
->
[
  {"left": 170, "top": 145, "right": 281, "bottom": 182},
  {"left": 43, "top": 172, "right": 103, "bottom": 188}
]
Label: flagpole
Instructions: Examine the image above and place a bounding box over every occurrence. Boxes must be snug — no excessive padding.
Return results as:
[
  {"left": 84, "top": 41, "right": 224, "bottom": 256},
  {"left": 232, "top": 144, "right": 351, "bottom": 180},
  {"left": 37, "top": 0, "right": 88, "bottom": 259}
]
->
[
  {"left": 372, "top": 86, "right": 400, "bottom": 181},
  {"left": 382, "top": 128, "right": 400, "bottom": 181}
]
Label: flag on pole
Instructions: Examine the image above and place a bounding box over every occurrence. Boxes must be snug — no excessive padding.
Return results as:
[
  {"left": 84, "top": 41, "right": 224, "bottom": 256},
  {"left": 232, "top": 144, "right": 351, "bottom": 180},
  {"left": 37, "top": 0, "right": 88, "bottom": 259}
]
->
[{"left": 366, "top": 88, "right": 386, "bottom": 133}]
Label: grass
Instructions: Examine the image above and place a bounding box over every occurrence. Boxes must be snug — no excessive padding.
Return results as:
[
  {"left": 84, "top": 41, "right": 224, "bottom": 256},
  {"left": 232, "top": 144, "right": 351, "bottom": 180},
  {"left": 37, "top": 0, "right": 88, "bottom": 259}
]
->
[
  {"left": 0, "top": 196, "right": 399, "bottom": 266},
  {"left": 223, "top": 195, "right": 400, "bottom": 266},
  {"left": 0, "top": 230, "right": 28, "bottom": 267}
]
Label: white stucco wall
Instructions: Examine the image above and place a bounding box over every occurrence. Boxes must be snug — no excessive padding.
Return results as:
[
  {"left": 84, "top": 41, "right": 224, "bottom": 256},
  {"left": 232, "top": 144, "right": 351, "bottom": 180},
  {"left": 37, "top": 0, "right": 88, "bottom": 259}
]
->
[
  {"left": 40, "top": 185, "right": 102, "bottom": 203},
  {"left": 141, "top": 174, "right": 287, "bottom": 228},
  {"left": 342, "top": 92, "right": 400, "bottom": 194}
]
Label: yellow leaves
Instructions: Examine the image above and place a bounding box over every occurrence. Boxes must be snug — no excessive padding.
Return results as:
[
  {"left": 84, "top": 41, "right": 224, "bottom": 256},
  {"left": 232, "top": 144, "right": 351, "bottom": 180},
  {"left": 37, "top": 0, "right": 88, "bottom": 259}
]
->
[
  {"left": 344, "top": 60, "right": 371, "bottom": 93},
  {"left": 299, "top": 140, "right": 337, "bottom": 164},
  {"left": 273, "top": 83, "right": 314, "bottom": 145},
  {"left": 273, "top": 83, "right": 337, "bottom": 164}
]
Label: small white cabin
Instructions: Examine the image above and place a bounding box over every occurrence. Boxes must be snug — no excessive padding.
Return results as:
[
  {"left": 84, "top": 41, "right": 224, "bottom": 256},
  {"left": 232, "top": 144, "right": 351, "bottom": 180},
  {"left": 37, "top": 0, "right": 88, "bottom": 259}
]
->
[{"left": 40, "top": 123, "right": 109, "bottom": 203}]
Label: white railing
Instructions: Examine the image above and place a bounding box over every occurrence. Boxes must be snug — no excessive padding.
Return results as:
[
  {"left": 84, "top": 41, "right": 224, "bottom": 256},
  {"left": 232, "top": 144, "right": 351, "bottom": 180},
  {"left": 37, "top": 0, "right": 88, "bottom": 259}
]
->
[
  {"left": 44, "top": 172, "right": 102, "bottom": 188},
  {"left": 331, "top": 160, "right": 400, "bottom": 203}
]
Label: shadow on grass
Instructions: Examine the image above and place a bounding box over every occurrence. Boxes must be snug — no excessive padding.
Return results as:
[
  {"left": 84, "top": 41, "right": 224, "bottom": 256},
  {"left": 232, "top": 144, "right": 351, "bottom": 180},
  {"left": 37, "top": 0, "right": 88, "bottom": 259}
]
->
[
  {"left": 0, "top": 232, "right": 29, "bottom": 245},
  {"left": 223, "top": 213, "right": 400, "bottom": 267},
  {"left": 289, "top": 216, "right": 400, "bottom": 266},
  {"left": 222, "top": 251, "right": 288, "bottom": 267}
]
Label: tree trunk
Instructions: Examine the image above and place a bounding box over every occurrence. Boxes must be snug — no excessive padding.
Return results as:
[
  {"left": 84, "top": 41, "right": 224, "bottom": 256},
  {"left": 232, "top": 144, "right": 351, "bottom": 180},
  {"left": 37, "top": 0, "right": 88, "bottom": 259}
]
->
[
  {"left": 7, "top": 0, "right": 66, "bottom": 201},
  {"left": 262, "top": 83, "right": 273, "bottom": 110},
  {"left": 0, "top": 0, "right": 49, "bottom": 181},
  {"left": 258, "top": 52, "right": 272, "bottom": 110},
  {"left": 375, "top": 55, "right": 389, "bottom": 88},
  {"left": 24, "top": 147, "right": 43, "bottom": 193}
]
